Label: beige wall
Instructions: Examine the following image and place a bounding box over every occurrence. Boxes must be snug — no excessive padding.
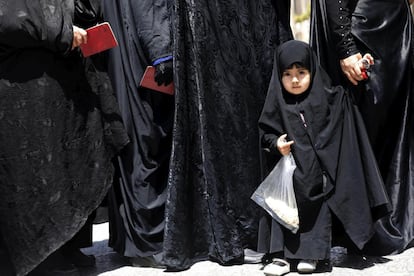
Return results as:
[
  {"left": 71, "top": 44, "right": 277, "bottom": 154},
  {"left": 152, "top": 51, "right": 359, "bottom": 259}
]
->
[
  {"left": 293, "top": 0, "right": 308, "bottom": 14},
  {"left": 291, "top": 0, "right": 310, "bottom": 42}
]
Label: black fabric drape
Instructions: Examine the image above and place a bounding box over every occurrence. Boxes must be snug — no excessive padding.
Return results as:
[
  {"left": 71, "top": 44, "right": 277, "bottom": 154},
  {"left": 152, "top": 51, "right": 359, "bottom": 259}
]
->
[
  {"left": 162, "top": 0, "right": 293, "bottom": 270},
  {"left": 102, "top": 0, "right": 174, "bottom": 257},
  {"left": 311, "top": 0, "right": 414, "bottom": 255},
  {"left": 0, "top": 1, "right": 129, "bottom": 275}
]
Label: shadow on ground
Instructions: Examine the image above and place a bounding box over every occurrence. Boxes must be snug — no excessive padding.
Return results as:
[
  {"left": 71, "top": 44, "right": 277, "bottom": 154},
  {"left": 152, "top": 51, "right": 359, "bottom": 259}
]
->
[
  {"left": 330, "top": 246, "right": 391, "bottom": 270},
  {"left": 80, "top": 240, "right": 130, "bottom": 276}
]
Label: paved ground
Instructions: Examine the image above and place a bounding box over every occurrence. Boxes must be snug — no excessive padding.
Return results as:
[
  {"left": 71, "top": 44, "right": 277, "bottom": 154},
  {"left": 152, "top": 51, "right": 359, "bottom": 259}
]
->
[{"left": 78, "top": 222, "right": 414, "bottom": 276}]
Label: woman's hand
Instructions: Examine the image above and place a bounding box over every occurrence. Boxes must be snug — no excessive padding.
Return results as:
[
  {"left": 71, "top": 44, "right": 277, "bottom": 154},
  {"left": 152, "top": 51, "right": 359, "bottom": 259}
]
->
[
  {"left": 361, "top": 53, "right": 374, "bottom": 66},
  {"left": 340, "top": 53, "right": 363, "bottom": 85},
  {"left": 340, "top": 53, "right": 374, "bottom": 84},
  {"left": 72, "top": 25, "right": 88, "bottom": 50},
  {"left": 277, "top": 134, "right": 294, "bottom": 156}
]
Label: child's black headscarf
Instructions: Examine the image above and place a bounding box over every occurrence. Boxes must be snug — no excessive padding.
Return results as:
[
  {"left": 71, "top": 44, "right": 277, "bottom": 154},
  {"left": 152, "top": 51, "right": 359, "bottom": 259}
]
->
[
  {"left": 277, "top": 40, "right": 315, "bottom": 103},
  {"left": 259, "top": 40, "right": 332, "bottom": 149},
  {"left": 278, "top": 40, "right": 313, "bottom": 77}
]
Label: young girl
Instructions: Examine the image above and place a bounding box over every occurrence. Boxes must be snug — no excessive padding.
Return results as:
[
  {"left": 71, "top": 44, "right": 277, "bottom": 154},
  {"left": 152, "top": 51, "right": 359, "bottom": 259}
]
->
[{"left": 257, "top": 40, "right": 390, "bottom": 275}]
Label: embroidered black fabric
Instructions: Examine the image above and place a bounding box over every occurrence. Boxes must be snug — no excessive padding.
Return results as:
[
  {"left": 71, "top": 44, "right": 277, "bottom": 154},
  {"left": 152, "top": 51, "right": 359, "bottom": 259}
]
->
[
  {"left": 0, "top": 1, "right": 129, "bottom": 275},
  {"left": 162, "top": 0, "right": 293, "bottom": 270}
]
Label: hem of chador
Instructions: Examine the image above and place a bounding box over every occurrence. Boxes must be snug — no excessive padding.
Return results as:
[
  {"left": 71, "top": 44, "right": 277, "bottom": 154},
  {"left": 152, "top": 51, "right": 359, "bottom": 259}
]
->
[
  {"left": 163, "top": 252, "right": 245, "bottom": 271},
  {"left": 109, "top": 242, "right": 163, "bottom": 259},
  {"left": 280, "top": 246, "right": 331, "bottom": 261},
  {"left": 122, "top": 251, "right": 163, "bottom": 258}
]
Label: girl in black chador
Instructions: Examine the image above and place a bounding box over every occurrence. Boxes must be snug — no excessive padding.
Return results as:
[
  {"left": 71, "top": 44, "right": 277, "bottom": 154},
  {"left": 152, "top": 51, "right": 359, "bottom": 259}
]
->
[{"left": 257, "top": 40, "right": 389, "bottom": 275}]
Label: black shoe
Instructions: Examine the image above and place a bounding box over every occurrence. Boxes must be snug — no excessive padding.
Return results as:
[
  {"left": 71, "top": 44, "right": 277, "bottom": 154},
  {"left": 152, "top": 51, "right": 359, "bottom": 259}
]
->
[
  {"left": 28, "top": 251, "right": 80, "bottom": 276},
  {"left": 61, "top": 248, "right": 96, "bottom": 267}
]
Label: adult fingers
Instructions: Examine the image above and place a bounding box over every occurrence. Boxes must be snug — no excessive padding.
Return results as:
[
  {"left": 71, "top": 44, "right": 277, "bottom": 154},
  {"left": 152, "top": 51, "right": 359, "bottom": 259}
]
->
[{"left": 72, "top": 26, "right": 87, "bottom": 49}]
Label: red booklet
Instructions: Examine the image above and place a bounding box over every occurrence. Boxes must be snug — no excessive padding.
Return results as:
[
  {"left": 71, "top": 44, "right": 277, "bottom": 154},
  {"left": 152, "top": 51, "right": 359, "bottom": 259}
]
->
[
  {"left": 140, "top": 66, "right": 174, "bottom": 95},
  {"left": 80, "top": 22, "right": 118, "bottom": 57}
]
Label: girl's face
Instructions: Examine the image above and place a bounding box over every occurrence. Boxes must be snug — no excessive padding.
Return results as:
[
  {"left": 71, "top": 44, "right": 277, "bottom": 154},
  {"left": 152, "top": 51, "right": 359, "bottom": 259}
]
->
[{"left": 281, "top": 64, "right": 311, "bottom": 95}]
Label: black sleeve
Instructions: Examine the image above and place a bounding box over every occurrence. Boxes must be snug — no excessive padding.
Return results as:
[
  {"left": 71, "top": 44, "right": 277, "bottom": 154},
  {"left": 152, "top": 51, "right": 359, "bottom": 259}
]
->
[
  {"left": 324, "top": 0, "right": 359, "bottom": 59},
  {"left": 74, "top": 0, "right": 104, "bottom": 28},
  {"left": 0, "top": 0, "right": 73, "bottom": 54},
  {"left": 261, "top": 132, "right": 282, "bottom": 156},
  {"left": 258, "top": 104, "right": 284, "bottom": 157},
  {"left": 130, "top": 0, "right": 172, "bottom": 63}
]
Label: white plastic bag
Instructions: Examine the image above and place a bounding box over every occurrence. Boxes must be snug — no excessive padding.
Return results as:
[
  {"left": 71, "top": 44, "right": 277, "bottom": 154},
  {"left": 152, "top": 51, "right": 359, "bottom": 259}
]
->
[{"left": 251, "top": 153, "right": 299, "bottom": 233}]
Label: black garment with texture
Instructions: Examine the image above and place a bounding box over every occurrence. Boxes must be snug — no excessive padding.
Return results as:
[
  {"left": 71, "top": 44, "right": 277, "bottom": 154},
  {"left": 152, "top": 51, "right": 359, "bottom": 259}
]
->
[
  {"left": 162, "top": 0, "right": 293, "bottom": 270},
  {"left": 102, "top": 0, "right": 174, "bottom": 257},
  {"left": 257, "top": 40, "right": 390, "bottom": 260},
  {"left": 311, "top": 0, "right": 414, "bottom": 255},
  {"left": 0, "top": 1, "right": 129, "bottom": 275}
]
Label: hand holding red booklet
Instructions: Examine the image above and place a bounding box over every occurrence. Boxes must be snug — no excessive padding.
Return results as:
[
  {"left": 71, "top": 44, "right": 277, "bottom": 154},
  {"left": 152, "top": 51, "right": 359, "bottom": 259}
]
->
[
  {"left": 140, "top": 66, "right": 174, "bottom": 95},
  {"left": 80, "top": 22, "right": 118, "bottom": 57}
]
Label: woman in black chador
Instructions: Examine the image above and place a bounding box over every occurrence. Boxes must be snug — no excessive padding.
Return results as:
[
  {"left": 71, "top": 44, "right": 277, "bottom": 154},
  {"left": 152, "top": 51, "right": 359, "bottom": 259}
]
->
[
  {"left": 0, "top": 0, "right": 129, "bottom": 275},
  {"left": 162, "top": 0, "right": 293, "bottom": 270},
  {"left": 257, "top": 40, "right": 390, "bottom": 274},
  {"left": 311, "top": 0, "right": 414, "bottom": 255},
  {"left": 101, "top": 0, "right": 174, "bottom": 265}
]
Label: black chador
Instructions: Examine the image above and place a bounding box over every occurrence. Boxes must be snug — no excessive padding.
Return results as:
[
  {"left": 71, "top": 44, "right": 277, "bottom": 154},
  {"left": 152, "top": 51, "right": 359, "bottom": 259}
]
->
[
  {"left": 0, "top": 0, "right": 129, "bottom": 275},
  {"left": 102, "top": 0, "right": 174, "bottom": 259},
  {"left": 257, "top": 40, "right": 390, "bottom": 260},
  {"left": 311, "top": 0, "right": 414, "bottom": 255}
]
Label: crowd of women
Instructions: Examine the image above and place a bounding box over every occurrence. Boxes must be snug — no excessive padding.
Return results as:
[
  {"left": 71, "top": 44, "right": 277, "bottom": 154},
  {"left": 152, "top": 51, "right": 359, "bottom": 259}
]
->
[{"left": 1, "top": 0, "right": 414, "bottom": 275}]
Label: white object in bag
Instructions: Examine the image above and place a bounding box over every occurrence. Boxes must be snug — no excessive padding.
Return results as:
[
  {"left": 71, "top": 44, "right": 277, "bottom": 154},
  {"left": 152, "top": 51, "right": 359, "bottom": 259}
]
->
[{"left": 251, "top": 153, "right": 299, "bottom": 233}]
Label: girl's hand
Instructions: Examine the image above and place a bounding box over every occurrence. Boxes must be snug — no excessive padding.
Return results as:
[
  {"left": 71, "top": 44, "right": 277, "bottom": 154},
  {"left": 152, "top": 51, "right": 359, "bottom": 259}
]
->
[
  {"left": 72, "top": 25, "right": 88, "bottom": 50},
  {"left": 277, "top": 134, "right": 294, "bottom": 156}
]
